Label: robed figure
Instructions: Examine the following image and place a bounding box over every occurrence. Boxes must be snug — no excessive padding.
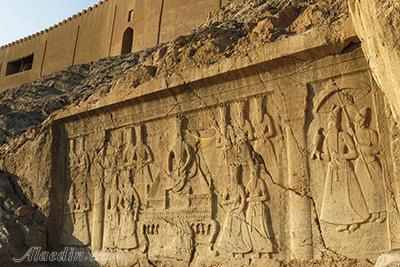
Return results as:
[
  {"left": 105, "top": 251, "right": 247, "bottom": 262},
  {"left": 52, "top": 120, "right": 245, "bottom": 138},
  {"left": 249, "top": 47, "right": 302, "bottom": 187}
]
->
[
  {"left": 217, "top": 165, "right": 252, "bottom": 256},
  {"left": 315, "top": 106, "right": 369, "bottom": 232}
]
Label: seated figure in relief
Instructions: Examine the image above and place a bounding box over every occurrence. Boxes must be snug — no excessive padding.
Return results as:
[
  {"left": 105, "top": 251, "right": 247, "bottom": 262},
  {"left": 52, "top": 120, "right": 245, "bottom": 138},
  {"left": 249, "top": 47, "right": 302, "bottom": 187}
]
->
[{"left": 166, "top": 115, "right": 196, "bottom": 208}]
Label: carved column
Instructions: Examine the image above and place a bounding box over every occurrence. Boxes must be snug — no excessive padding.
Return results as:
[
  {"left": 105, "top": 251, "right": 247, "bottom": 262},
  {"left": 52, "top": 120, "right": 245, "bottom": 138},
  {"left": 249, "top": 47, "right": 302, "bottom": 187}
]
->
[{"left": 285, "top": 123, "right": 313, "bottom": 260}]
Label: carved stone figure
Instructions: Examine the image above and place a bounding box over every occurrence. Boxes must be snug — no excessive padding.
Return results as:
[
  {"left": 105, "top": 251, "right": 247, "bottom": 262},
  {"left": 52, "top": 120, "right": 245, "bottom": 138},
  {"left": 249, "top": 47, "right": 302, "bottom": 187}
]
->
[
  {"left": 314, "top": 106, "right": 369, "bottom": 232},
  {"left": 103, "top": 174, "right": 120, "bottom": 249},
  {"left": 62, "top": 178, "right": 76, "bottom": 245},
  {"left": 217, "top": 165, "right": 252, "bottom": 256},
  {"left": 353, "top": 107, "right": 386, "bottom": 223},
  {"left": 166, "top": 115, "right": 196, "bottom": 207},
  {"left": 245, "top": 164, "right": 273, "bottom": 257},
  {"left": 228, "top": 101, "right": 255, "bottom": 169},
  {"left": 64, "top": 138, "right": 91, "bottom": 246},
  {"left": 215, "top": 104, "right": 235, "bottom": 155},
  {"left": 74, "top": 151, "right": 91, "bottom": 245},
  {"left": 215, "top": 104, "right": 236, "bottom": 182},
  {"left": 126, "top": 124, "right": 154, "bottom": 195},
  {"left": 253, "top": 96, "right": 278, "bottom": 179},
  {"left": 117, "top": 175, "right": 140, "bottom": 249}
]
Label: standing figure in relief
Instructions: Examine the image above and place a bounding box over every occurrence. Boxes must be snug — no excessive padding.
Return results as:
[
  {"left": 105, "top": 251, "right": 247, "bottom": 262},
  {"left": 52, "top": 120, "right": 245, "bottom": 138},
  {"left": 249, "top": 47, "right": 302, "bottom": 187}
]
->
[
  {"left": 216, "top": 104, "right": 236, "bottom": 155},
  {"left": 72, "top": 150, "right": 91, "bottom": 245},
  {"left": 128, "top": 124, "right": 154, "bottom": 194},
  {"left": 229, "top": 101, "right": 255, "bottom": 169},
  {"left": 353, "top": 107, "right": 386, "bottom": 223},
  {"left": 253, "top": 96, "right": 278, "bottom": 179},
  {"left": 315, "top": 106, "right": 369, "bottom": 232},
  {"left": 62, "top": 178, "right": 77, "bottom": 245},
  {"left": 217, "top": 165, "right": 252, "bottom": 257},
  {"left": 117, "top": 176, "right": 140, "bottom": 249},
  {"left": 167, "top": 115, "right": 196, "bottom": 206},
  {"left": 103, "top": 169, "right": 120, "bottom": 249},
  {"left": 62, "top": 142, "right": 79, "bottom": 244},
  {"left": 215, "top": 104, "right": 236, "bottom": 170},
  {"left": 246, "top": 164, "right": 273, "bottom": 257}
]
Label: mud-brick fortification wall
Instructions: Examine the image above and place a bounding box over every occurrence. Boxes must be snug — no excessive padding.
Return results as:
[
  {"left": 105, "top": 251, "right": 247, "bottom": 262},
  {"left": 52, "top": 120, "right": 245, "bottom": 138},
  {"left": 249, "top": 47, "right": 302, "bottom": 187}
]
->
[{"left": 0, "top": 0, "right": 223, "bottom": 92}]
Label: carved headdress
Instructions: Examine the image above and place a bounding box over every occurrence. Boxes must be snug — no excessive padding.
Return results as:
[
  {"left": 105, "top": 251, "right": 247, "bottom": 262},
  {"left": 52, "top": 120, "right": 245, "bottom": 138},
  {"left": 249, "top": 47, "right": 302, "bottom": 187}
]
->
[{"left": 327, "top": 106, "right": 341, "bottom": 128}]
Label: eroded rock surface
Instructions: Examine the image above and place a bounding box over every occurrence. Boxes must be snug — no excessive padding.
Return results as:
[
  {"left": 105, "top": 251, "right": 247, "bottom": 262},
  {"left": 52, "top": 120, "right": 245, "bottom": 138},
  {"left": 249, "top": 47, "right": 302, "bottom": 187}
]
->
[{"left": 0, "top": 1, "right": 399, "bottom": 267}]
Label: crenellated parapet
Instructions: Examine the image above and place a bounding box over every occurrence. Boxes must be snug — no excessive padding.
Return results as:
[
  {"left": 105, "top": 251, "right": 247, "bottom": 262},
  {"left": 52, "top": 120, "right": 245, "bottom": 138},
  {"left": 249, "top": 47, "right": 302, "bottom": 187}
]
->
[
  {"left": 0, "top": 0, "right": 108, "bottom": 50},
  {"left": 0, "top": 0, "right": 222, "bottom": 92}
]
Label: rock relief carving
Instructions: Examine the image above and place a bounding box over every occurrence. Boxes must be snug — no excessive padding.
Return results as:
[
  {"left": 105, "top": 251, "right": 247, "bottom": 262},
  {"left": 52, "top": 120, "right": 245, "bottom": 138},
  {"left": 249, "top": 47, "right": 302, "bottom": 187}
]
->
[
  {"left": 102, "top": 129, "right": 142, "bottom": 251},
  {"left": 103, "top": 172, "right": 119, "bottom": 249},
  {"left": 353, "top": 107, "right": 386, "bottom": 222},
  {"left": 117, "top": 174, "right": 140, "bottom": 249},
  {"left": 228, "top": 100, "right": 256, "bottom": 170},
  {"left": 311, "top": 82, "right": 387, "bottom": 233},
  {"left": 166, "top": 115, "right": 197, "bottom": 208},
  {"left": 125, "top": 124, "right": 153, "bottom": 205},
  {"left": 61, "top": 99, "right": 280, "bottom": 260},
  {"left": 252, "top": 95, "right": 279, "bottom": 180},
  {"left": 215, "top": 103, "right": 235, "bottom": 160},
  {"left": 217, "top": 164, "right": 252, "bottom": 257},
  {"left": 213, "top": 99, "right": 277, "bottom": 258},
  {"left": 63, "top": 137, "right": 91, "bottom": 246},
  {"left": 91, "top": 138, "right": 106, "bottom": 251},
  {"left": 245, "top": 164, "right": 274, "bottom": 257},
  {"left": 143, "top": 114, "right": 217, "bottom": 262}
]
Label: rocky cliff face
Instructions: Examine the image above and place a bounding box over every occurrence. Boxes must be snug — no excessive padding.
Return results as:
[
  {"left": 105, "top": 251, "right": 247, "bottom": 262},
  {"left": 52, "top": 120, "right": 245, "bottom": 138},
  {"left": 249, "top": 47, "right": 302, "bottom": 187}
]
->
[
  {"left": 0, "top": 0, "right": 399, "bottom": 266},
  {"left": 0, "top": 0, "right": 347, "bottom": 146}
]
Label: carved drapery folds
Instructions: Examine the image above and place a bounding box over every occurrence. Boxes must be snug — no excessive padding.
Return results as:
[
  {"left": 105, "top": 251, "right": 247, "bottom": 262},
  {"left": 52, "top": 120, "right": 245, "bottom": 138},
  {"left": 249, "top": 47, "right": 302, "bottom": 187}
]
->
[
  {"left": 308, "top": 75, "right": 392, "bottom": 258},
  {"left": 57, "top": 66, "right": 397, "bottom": 264}
]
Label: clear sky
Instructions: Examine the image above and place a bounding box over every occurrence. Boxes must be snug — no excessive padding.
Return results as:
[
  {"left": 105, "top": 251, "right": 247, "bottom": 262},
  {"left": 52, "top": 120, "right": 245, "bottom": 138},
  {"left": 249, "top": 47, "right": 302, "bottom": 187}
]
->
[{"left": 0, "top": 0, "right": 100, "bottom": 46}]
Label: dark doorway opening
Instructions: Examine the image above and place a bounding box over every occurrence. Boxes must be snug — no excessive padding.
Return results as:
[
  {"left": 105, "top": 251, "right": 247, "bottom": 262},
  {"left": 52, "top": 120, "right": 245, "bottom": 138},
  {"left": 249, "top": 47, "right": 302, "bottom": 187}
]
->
[
  {"left": 6, "top": 54, "right": 34, "bottom": 76},
  {"left": 121, "top": 27, "right": 134, "bottom": 55}
]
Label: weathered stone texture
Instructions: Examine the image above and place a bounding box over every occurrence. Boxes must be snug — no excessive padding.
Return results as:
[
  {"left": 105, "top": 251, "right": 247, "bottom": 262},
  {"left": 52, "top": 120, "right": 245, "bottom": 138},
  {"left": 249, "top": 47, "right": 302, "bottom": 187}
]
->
[
  {"left": 349, "top": 0, "right": 400, "bottom": 121},
  {"left": 0, "top": 1, "right": 400, "bottom": 267}
]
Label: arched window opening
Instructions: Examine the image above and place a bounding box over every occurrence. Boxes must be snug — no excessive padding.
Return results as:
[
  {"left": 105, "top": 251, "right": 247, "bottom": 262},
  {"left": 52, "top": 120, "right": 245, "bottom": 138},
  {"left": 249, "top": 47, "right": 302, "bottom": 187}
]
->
[{"left": 121, "top": 27, "right": 134, "bottom": 55}]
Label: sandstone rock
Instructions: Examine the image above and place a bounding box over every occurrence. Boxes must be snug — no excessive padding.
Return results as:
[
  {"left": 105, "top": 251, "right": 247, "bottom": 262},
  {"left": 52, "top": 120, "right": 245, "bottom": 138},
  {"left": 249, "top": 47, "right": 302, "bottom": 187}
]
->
[
  {"left": 349, "top": 0, "right": 400, "bottom": 121},
  {"left": 0, "top": 0, "right": 399, "bottom": 266}
]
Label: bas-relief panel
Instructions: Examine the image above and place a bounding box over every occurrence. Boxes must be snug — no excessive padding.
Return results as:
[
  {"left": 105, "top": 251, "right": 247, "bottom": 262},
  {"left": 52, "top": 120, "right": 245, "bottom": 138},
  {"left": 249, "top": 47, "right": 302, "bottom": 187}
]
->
[
  {"left": 56, "top": 66, "right": 396, "bottom": 264},
  {"left": 59, "top": 92, "right": 288, "bottom": 265},
  {"left": 308, "top": 71, "right": 391, "bottom": 259}
]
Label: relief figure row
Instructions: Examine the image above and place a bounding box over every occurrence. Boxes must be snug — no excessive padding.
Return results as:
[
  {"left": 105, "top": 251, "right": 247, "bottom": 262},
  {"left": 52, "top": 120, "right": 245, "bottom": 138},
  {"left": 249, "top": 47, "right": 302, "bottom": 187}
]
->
[
  {"left": 217, "top": 164, "right": 273, "bottom": 259},
  {"left": 63, "top": 95, "right": 280, "bottom": 257},
  {"left": 311, "top": 104, "right": 386, "bottom": 233}
]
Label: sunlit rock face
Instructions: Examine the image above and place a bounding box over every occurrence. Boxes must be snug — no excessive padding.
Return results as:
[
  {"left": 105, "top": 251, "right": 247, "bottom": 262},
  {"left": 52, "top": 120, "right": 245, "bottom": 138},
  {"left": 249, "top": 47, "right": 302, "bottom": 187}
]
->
[{"left": 1, "top": 1, "right": 400, "bottom": 266}]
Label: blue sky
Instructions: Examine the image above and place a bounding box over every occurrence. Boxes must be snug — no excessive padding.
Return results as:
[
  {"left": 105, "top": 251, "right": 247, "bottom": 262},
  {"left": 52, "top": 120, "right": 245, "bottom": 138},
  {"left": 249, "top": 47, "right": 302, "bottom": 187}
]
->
[{"left": 0, "top": 0, "right": 99, "bottom": 46}]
